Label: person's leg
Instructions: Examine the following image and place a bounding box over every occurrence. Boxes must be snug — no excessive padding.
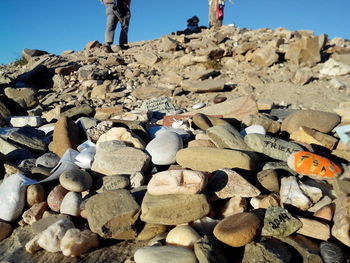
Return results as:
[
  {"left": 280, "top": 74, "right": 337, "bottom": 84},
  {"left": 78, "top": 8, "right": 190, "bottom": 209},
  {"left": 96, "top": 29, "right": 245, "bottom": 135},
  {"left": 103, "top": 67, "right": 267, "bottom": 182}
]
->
[
  {"left": 119, "top": 10, "right": 131, "bottom": 47},
  {"left": 105, "top": 4, "right": 118, "bottom": 45}
]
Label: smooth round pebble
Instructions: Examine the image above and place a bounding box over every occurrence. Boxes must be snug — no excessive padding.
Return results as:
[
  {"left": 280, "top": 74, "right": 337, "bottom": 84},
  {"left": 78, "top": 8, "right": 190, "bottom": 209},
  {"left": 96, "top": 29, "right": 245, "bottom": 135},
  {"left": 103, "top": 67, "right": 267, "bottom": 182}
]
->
[
  {"left": 60, "top": 192, "right": 83, "bottom": 217},
  {"left": 59, "top": 169, "right": 92, "bottom": 192},
  {"left": 192, "top": 103, "right": 206, "bottom": 109},
  {"left": 47, "top": 184, "right": 69, "bottom": 212},
  {"left": 35, "top": 152, "right": 60, "bottom": 169},
  {"left": 213, "top": 96, "right": 227, "bottom": 104},
  {"left": 134, "top": 245, "right": 197, "bottom": 263},
  {"left": 27, "top": 184, "right": 45, "bottom": 207},
  {"left": 213, "top": 212, "right": 262, "bottom": 247},
  {"left": 166, "top": 225, "right": 201, "bottom": 248}
]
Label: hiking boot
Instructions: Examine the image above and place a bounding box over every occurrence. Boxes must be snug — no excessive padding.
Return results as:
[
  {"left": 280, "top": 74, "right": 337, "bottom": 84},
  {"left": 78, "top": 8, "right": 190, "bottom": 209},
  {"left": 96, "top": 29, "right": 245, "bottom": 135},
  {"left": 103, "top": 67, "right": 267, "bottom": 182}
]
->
[
  {"left": 103, "top": 44, "right": 113, "bottom": 53},
  {"left": 120, "top": 44, "right": 129, "bottom": 50}
]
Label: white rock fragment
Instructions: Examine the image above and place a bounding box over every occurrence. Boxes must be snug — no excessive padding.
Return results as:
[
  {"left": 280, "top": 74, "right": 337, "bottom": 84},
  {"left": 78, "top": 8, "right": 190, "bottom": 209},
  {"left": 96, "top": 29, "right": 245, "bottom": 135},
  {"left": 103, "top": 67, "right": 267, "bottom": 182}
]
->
[
  {"left": 60, "top": 228, "right": 99, "bottom": 257},
  {"left": 10, "top": 116, "right": 43, "bottom": 127},
  {"left": 192, "top": 103, "right": 206, "bottom": 109},
  {"left": 280, "top": 176, "right": 312, "bottom": 211},
  {"left": 299, "top": 184, "right": 323, "bottom": 203},
  {"left": 320, "top": 58, "right": 350, "bottom": 76},
  {"left": 166, "top": 225, "right": 200, "bottom": 248}
]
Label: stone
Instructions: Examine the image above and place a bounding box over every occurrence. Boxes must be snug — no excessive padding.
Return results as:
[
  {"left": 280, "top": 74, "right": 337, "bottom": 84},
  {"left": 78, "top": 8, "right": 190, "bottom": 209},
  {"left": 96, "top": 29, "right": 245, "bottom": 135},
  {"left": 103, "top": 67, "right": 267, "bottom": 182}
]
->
[
  {"left": 276, "top": 235, "right": 323, "bottom": 263},
  {"left": 280, "top": 176, "right": 312, "bottom": 211},
  {"left": 147, "top": 169, "right": 207, "bottom": 195},
  {"left": 292, "top": 68, "right": 313, "bottom": 85},
  {"left": 96, "top": 127, "right": 145, "bottom": 149},
  {"left": 130, "top": 172, "right": 145, "bottom": 188},
  {"left": 146, "top": 131, "right": 183, "bottom": 165},
  {"left": 59, "top": 169, "right": 92, "bottom": 192},
  {"left": 137, "top": 223, "right": 169, "bottom": 241},
  {"left": 319, "top": 241, "right": 346, "bottom": 263},
  {"left": 60, "top": 228, "right": 99, "bottom": 257},
  {"left": 47, "top": 184, "right": 69, "bottom": 212},
  {"left": 10, "top": 116, "right": 43, "bottom": 127},
  {"left": 8, "top": 126, "right": 47, "bottom": 152},
  {"left": 181, "top": 79, "right": 227, "bottom": 93},
  {"left": 194, "top": 235, "right": 228, "bottom": 263},
  {"left": 5, "top": 87, "right": 38, "bottom": 109},
  {"left": 91, "top": 141, "right": 150, "bottom": 176},
  {"left": 213, "top": 212, "right": 262, "bottom": 247},
  {"left": 191, "top": 217, "right": 220, "bottom": 236},
  {"left": 188, "top": 139, "right": 216, "bottom": 148},
  {"left": 25, "top": 218, "right": 75, "bottom": 253},
  {"left": 35, "top": 152, "right": 60, "bottom": 168},
  {"left": 285, "top": 36, "right": 321, "bottom": 66},
  {"left": 313, "top": 203, "right": 334, "bottom": 221},
  {"left": 206, "top": 124, "right": 259, "bottom": 160},
  {"left": 31, "top": 214, "right": 71, "bottom": 234},
  {"left": 55, "top": 63, "right": 80, "bottom": 75},
  {"left": 242, "top": 238, "right": 293, "bottom": 263},
  {"left": 147, "top": 126, "right": 191, "bottom": 141},
  {"left": 192, "top": 103, "right": 206, "bottom": 109},
  {"left": 320, "top": 58, "right": 350, "bottom": 76},
  {"left": 94, "top": 174, "right": 130, "bottom": 193},
  {"left": 186, "top": 95, "right": 259, "bottom": 121},
  {"left": 242, "top": 114, "right": 281, "bottom": 134},
  {"left": 251, "top": 45, "right": 279, "bottom": 67},
  {"left": 78, "top": 65, "right": 108, "bottom": 81},
  {"left": 51, "top": 117, "right": 83, "bottom": 158},
  {"left": 331, "top": 196, "right": 350, "bottom": 247},
  {"left": 132, "top": 86, "right": 172, "bottom": 101},
  {"left": 192, "top": 113, "right": 227, "bottom": 130},
  {"left": 281, "top": 110, "right": 340, "bottom": 134},
  {"left": 22, "top": 202, "right": 48, "bottom": 225},
  {"left": 0, "top": 137, "right": 32, "bottom": 164},
  {"left": 134, "top": 51, "right": 159, "bottom": 66},
  {"left": 60, "top": 104, "right": 94, "bottom": 120},
  {"left": 290, "top": 126, "right": 338, "bottom": 150},
  {"left": 220, "top": 196, "right": 247, "bottom": 218},
  {"left": 94, "top": 106, "right": 124, "bottom": 120},
  {"left": 287, "top": 151, "right": 343, "bottom": 180},
  {"left": 208, "top": 168, "right": 260, "bottom": 199},
  {"left": 262, "top": 206, "right": 302, "bottom": 237},
  {"left": 299, "top": 184, "right": 322, "bottom": 203},
  {"left": 60, "top": 192, "right": 83, "bottom": 217},
  {"left": 244, "top": 134, "right": 303, "bottom": 161},
  {"left": 141, "top": 192, "right": 210, "bottom": 225},
  {"left": 254, "top": 194, "right": 280, "bottom": 209},
  {"left": 85, "top": 189, "right": 140, "bottom": 239},
  {"left": 0, "top": 173, "right": 27, "bottom": 222},
  {"left": 134, "top": 246, "right": 197, "bottom": 263},
  {"left": 0, "top": 222, "right": 12, "bottom": 241},
  {"left": 166, "top": 225, "right": 200, "bottom": 248},
  {"left": 296, "top": 217, "right": 330, "bottom": 240},
  {"left": 22, "top": 48, "right": 48, "bottom": 60},
  {"left": 26, "top": 184, "right": 45, "bottom": 207},
  {"left": 257, "top": 170, "right": 280, "bottom": 193},
  {"left": 176, "top": 147, "right": 255, "bottom": 173},
  {"left": 243, "top": 124, "right": 266, "bottom": 135}
]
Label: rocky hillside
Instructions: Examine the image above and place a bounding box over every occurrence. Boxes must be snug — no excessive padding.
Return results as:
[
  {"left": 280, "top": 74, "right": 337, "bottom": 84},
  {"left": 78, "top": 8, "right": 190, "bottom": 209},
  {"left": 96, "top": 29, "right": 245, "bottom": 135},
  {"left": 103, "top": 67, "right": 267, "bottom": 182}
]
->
[{"left": 0, "top": 25, "right": 350, "bottom": 263}]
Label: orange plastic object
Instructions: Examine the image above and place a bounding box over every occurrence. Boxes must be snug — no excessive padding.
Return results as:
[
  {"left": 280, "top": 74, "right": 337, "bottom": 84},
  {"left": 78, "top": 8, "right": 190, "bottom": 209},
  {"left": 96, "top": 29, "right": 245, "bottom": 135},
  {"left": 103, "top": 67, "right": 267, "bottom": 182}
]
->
[{"left": 292, "top": 151, "right": 342, "bottom": 178}]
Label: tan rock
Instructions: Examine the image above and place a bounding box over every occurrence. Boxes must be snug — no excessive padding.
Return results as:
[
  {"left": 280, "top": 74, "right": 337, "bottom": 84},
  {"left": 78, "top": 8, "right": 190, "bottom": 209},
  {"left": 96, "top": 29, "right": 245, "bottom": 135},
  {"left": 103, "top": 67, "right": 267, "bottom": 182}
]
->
[
  {"left": 0, "top": 222, "right": 12, "bottom": 241},
  {"left": 26, "top": 184, "right": 45, "bottom": 207},
  {"left": 331, "top": 196, "right": 350, "bottom": 247},
  {"left": 94, "top": 106, "right": 124, "bottom": 121},
  {"left": 47, "top": 184, "right": 69, "bottom": 212},
  {"left": 22, "top": 202, "right": 48, "bottom": 225},
  {"left": 258, "top": 194, "right": 280, "bottom": 209},
  {"left": 220, "top": 196, "right": 247, "bottom": 218},
  {"left": 166, "top": 225, "right": 200, "bottom": 248},
  {"left": 188, "top": 139, "right": 216, "bottom": 148},
  {"left": 242, "top": 114, "right": 281, "bottom": 134},
  {"left": 96, "top": 127, "right": 145, "bottom": 149},
  {"left": 257, "top": 169, "right": 280, "bottom": 193},
  {"left": 314, "top": 203, "right": 335, "bottom": 221},
  {"left": 251, "top": 46, "right": 279, "bottom": 67},
  {"left": 285, "top": 36, "right": 321, "bottom": 66},
  {"left": 213, "top": 212, "right": 262, "bottom": 247},
  {"left": 296, "top": 217, "right": 331, "bottom": 240},
  {"left": 290, "top": 126, "right": 338, "bottom": 150},
  {"left": 137, "top": 223, "right": 170, "bottom": 241}
]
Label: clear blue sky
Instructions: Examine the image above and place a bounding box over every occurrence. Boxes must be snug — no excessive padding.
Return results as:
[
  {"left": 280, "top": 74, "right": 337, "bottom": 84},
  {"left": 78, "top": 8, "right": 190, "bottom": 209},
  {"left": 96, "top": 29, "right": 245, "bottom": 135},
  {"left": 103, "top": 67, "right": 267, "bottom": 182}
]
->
[{"left": 0, "top": 0, "right": 349, "bottom": 65}]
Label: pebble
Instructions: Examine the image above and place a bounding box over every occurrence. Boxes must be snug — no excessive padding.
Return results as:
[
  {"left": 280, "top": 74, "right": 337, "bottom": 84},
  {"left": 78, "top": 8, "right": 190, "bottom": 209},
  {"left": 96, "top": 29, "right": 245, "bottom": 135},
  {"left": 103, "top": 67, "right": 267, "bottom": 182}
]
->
[
  {"left": 147, "top": 169, "right": 207, "bottom": 195},
  {"left": 213, "top": 95, "right": 227, "bottom": 104},
  {"left": 166, "top": 225, "right": 200, "bottom": 248},
  {"left": 213, "top": 212, "right": 262, "bottom": 247},
  {"left": 93, "top": 174, "right": 130, "bottom": 193},
  {"left": 257, "top": 169, "right": 279, "bottom": 193},
  {"left": 22, "top": 202, "right": 48, "bottom": 225},
  {"left": 59, "top": 169, "right": 92, "bottom": 192},
  {"left": 60, "top": 192, "right": 83, "bottom": 217},
  {"left": 134, "top": 246, "right": 198, "bottom": 263},
  {"left": 145, "top": 131, "right": 183, "bottom": 165},
  {"left": 192, "top": 103, "right": 206, "bottom": 109},
  {"left": 320, "top": 241, "right": 346, "bottom": 263},
  {"left": 26, "top": 184, "right": 45, "bottom": 207},
  {"left": 47, "top": 184, "right": 69, "bottom": 212}
]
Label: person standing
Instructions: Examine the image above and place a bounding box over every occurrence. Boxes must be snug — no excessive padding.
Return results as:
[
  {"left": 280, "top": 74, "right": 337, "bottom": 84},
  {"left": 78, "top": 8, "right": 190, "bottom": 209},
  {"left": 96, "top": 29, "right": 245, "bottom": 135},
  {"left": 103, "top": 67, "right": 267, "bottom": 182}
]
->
[{"left": 100, "top": 0, "right": 131, "bottom": 52}]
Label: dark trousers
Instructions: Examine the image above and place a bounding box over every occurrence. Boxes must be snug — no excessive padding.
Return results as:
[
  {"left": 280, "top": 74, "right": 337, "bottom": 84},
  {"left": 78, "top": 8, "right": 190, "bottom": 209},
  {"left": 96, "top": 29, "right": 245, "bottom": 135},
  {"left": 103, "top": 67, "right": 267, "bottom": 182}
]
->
[{"left": 105, "top": 3, "right": 130, "bottom": 46}]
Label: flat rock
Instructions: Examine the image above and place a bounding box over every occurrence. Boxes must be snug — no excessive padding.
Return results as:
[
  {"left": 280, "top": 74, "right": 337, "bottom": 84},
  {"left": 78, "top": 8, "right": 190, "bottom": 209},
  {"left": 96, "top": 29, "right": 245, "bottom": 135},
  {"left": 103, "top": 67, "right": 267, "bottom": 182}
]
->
[
  {"left": 244, "top": 134, "right": 303, "bottom": 161},
  {"left": 147, "top": 169, "right": 207, "bottom": 195},
  {"left": 134, "top": 246, "right": 197, "bottom": 263},
  {"left": 85, "top": 189, "right": 140, "bottom": 239},
  {"left": 91, "top": 141, "right": 150, "bottom": 176},
  {"left": 281, "top": 110, "right": 340, "bottom": 134},
  {"left": 280, "top": 176, "right": 312, "bottom": 211},
  {"left": 35, "top": 152, "right": 60, "bottom": 168},
  {"left": 296, "top": 217, "right": 330, "bottom": 240},
  {"left": 145, "top": 131, "right": 183, "bottom": 165},
  {"left": 31, "top": 214, "right": 71, "bottom": 234},
  {"left": 0, "top": 222, "right": 12, "bottom": 241},
  {"left": 194, "top": 235, "right": 228, "bottom": 263},
  {"left": 242, "top": 238, "right": 293, "bottom": 263},
  {"left": 320, "top": 241, "right": 346, "bottom": 263},
  {"left": 93, "top": 174, "right": 130, "bottom": 193},
  {"left": 257, "top": 169, "right": 280, "bottom": 193},
  {"left": 10, "top": 116, "right": 43, "bottom": 127},
  {"left": 192, "top": 113, "right": 228, "bottom": 130},
  {"left": 331, "top": 196, "right": 350, "bottom": 247},
  {"left": 141, "top": 192, "right": 210, "bottom": 225},
  {"left": 59, "top": 169, "right": 92, "bottom": 192},
  {"left": 213, "top": 212, "right": 262, "bottom": 247},
  {"left": 176, "top": 147, "right": 255, "bottom": 173},
  {"left": 181, "top": 79, "right": 226, "bottom": 93},
  {"left": 262, "top": 206, "right": 302, "bottom": 237},
  {"left": 208, "top": 168, "right": 260, "bottom": 199},
  {"left": 0, "top": 137, "right": 32, "bottom": 164}
]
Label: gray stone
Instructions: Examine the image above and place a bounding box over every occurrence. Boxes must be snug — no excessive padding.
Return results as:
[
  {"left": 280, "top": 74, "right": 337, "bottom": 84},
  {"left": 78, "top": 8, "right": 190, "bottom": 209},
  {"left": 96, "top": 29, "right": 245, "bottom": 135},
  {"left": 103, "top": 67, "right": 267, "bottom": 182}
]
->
[
  {"left": 0, "top": 137, "right": 32, "bottom": 164},
  {"left": 194, "top": 235, "right": 227, "bottom": 263},
  {"left": 31, "top": 214, "right": 71, "bottom": 234},
  {"left": 78, "top": 65, "right": 108, "bottom": 81},
  {"left": 244, "top": 134, "right": 303, "bottom": 161},
  {"left": 4, "top": 87, "right": 38, "bottom": 109},
  {"left": 262, "top": 162, "right": 298, "bottom": 175},
  {"left": 134, "top": 246, "right": 197, "bottom": 263},
  {"left": 22, "top": 48, "right": 48, "bottom": 61},
  {"left": 59, "top": 169, "right": 92, "bottom": 192},
  {"left": 91, "top": 141, "right": 150, "bottom": 176},
  {"left": 242, "top": 238, "right": 293, "bottom": 263},
  {"left": 35, "top": 152, "right": 60, "bottom": 169},
  {"left": 141, "top": 192, "right": 210, "bottom": 225},
  {"left": 94, "top": 174, "right": 130, "bottom": 193},
  {"left": 85, "top": 189, "right": 140, "bottom": 239},
  {"left": 276, "top": 235, "right": 323, "bottom": 263},
  {"left": 60, "top": 104, "right": 94, "bottom": 119},
  {"left": 257, "top": 170, "right": 280, "bottom": 193},
  {"left": 320, "top": 241, "right": 346, "bottom": 263},
  {"left": 8, "top": 126, "right": 47, "bottom": 152},
  {"left": 145, "top": 131, "right": 183, "bottom": 165},
  {"left": 208, "top": 168, "right": 260, "bottom": 199},
  {"left": 141, "top": 96, "right": 176, "bottom": 116},
  {"left": 134, "top": 52, "right": 159, "bottom": 67},
  {"left": 262, "top": 207, "right": 302, "bottom": 237}
]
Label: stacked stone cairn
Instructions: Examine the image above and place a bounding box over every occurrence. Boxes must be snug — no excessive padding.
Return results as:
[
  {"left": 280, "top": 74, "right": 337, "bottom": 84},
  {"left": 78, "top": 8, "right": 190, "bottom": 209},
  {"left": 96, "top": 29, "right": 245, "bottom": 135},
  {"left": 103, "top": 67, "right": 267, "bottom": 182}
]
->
[{"left": 0, "top": 25, "right": 350, "bottom": 262}]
